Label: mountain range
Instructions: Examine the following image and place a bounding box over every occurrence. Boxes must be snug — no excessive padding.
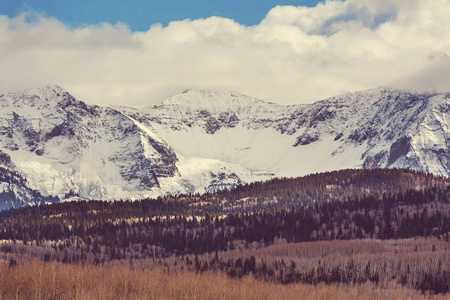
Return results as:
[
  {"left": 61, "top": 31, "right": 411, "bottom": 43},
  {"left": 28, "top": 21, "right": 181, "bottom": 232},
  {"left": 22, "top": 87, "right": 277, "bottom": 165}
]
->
[{"left": 1, "top": 85, "right": 450, "bottom": 209}]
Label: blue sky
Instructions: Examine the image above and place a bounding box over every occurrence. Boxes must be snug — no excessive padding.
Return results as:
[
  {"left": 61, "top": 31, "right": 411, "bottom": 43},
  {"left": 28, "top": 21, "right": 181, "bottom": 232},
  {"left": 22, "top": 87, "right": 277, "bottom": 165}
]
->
[{"left": 0, "top": 0, "right": 323, "bottom": 31}]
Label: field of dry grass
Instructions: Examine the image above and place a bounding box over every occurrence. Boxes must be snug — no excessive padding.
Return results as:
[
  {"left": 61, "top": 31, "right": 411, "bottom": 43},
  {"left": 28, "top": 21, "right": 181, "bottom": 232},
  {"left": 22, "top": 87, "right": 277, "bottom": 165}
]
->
[{"left": 0, "top": 259, "right": 447, "bottom": 300}]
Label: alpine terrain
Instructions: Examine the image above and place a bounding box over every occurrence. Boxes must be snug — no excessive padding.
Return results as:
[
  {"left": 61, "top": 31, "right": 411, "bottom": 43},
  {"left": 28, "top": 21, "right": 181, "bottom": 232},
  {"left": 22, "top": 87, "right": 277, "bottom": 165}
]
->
[{"left": 1, "top": 85, "right": 450, "bottom": 208}]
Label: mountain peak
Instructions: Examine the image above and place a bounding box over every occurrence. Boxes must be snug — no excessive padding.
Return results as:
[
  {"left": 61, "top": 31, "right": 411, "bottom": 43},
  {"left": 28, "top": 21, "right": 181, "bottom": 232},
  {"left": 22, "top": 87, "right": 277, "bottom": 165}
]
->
[
  {"left": 0, "top": 85, "right": 68, "bottom": 111},
  {"left": 2, "top": 85, "right": 98, "bottom": 113},
  {"left": 21, "top": 84, "right": 65, "bottom": 98},
  {"left": 159, "top": 88, "right": 284, "bottom": 117}
]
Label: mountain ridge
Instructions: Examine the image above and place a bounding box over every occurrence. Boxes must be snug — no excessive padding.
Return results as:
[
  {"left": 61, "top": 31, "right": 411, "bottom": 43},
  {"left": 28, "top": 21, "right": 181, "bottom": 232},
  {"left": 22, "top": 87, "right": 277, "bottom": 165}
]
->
[{"left": 1, "top": 85, "right": 450, "bottom": 208}]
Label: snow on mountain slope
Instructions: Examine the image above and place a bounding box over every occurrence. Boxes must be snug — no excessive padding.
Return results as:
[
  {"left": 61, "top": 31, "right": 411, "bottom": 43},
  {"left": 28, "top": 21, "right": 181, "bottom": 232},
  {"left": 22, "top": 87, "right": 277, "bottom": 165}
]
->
[
  {"left": 123, "top": 88, "right": 450, "bottom": 178},
  {"left": 0, "top": 152, "right": 57, "bottom": 209},
  {"left": 1, "top": 85, "right": 450, "bottom": 208},
  {"left": 0, "top": 85, "right": 179, "bottom": 202}
]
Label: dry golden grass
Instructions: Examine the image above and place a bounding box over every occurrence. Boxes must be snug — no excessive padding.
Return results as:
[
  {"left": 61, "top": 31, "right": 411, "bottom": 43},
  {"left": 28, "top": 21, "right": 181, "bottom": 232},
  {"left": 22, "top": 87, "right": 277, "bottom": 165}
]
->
[
  {"left": 225, "top": 239, "right": 386, "bottom": 260},
  {"left": 0, "top": 260, "right": 447, "bottom": 300}
]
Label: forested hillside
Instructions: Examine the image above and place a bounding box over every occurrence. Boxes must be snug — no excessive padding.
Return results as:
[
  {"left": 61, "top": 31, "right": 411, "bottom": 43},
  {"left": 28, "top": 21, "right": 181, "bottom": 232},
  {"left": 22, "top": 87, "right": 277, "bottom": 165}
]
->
[
  {"left": 1, "top": 168, "right": 449, "bottom": 295},
  {"left": 2, "top": 168, "right": 444, "bottom": 216}
]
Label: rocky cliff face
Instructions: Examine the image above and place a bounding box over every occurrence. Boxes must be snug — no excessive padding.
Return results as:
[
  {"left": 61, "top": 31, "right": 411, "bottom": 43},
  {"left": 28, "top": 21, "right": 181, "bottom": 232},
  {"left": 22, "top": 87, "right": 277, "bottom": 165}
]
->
[
  {"left": 1, "top": 85, "right": 450, "bottom": 208},
  {"left": 123, "top": 88, "right": 450, "bottom": 178},
  {"left": 0, "top": 85, "right": 178, "bottom": 203}
]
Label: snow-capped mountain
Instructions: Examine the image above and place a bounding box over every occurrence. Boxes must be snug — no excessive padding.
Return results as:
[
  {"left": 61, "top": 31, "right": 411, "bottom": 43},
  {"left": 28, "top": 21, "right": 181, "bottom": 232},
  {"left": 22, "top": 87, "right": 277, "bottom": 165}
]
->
[{"left": 1, "top": 85, "right": 450, "bottom": 208}]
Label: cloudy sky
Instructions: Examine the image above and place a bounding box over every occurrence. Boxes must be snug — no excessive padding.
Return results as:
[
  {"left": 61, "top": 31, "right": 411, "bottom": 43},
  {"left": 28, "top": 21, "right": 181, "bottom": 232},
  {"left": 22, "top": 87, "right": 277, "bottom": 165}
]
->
[{"left": 1, "top": 0, "right": 450, "bottom": 106}]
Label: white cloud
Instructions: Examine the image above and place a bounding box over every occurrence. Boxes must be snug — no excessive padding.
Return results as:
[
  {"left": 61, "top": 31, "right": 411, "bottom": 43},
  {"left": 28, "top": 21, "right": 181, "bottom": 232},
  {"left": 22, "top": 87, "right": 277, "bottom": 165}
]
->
[{"left": 0, "top": 0, "right": 450, "bottom": 105}]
